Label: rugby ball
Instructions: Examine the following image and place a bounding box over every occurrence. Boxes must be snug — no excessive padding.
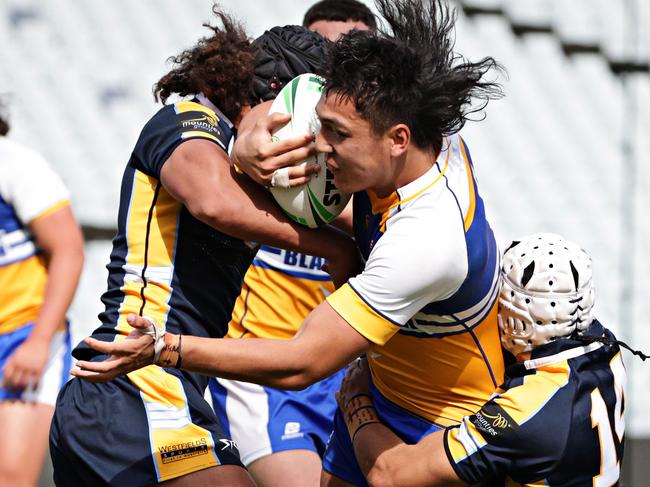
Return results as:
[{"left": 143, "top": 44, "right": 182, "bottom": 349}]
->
[{"left": 268, "top": 73, "right": 351, "bottom": 228}]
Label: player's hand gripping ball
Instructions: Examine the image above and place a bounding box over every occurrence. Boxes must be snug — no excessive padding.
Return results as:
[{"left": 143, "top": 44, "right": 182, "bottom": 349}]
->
[{"left": 269, "top": 73, "right": 351, "bottom": 228}]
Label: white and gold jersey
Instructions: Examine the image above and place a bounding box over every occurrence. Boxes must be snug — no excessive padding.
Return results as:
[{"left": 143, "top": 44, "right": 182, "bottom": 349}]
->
[
  {"left": 327, "top": 133, "right": 504, "bottom": 426},
  {"left": 227, "top": 246, "right": 334, "bottom": 340},
  {"left": 0, "top": 137, "right": 70, "bottom": 333}
]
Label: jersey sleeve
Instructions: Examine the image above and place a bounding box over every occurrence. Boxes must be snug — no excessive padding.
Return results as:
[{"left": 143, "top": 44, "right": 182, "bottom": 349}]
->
[
  {"left": 132, "top": 101, "right": 234, "bottom": 178},
  {"left": 443, "top": 367, "right": 574, "bottom": 485},
  {"left": 0, "top": 144, "right": 70, "bottom": 224},
  {"left": 326, "top": 203, "right": 468, "bottom": 345}
]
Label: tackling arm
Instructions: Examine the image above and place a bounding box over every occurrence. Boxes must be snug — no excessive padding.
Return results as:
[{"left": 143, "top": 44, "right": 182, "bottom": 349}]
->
[
  {"left": 160, "top": 139, "right": 360, "bottom": 286},
  {"left": 337, "top": 361, "right": 463, "bottom": 487},
  {"left": 73, "top": 300, "right": 372, "bottom": 389}
]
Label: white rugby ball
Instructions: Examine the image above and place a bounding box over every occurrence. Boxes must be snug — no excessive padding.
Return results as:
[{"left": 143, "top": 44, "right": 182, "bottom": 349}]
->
[{"left": 268, "top": 73, "right": 351, "bottom": 228}]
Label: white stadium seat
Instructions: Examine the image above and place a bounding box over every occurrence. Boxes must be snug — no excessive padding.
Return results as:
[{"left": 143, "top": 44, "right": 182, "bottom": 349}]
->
[{"left": 2, "top": 0, "right": 649, "bottom": 438}]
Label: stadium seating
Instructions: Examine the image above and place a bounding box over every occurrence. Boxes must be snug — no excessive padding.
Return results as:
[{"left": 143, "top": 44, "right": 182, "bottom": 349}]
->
[{"left": 1, "top": 0, "right": 648, "bottom": 441}]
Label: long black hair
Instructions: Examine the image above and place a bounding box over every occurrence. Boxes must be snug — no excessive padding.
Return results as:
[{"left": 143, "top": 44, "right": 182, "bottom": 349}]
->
[
  {"left": 322, "top": 0, "right": 504, "bottom": 155},
  {"left": 153, "top": 5, "right": 255, "bottom": 123}
]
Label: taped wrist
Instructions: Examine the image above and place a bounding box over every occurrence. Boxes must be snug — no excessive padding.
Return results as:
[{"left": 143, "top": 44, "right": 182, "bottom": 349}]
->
[{"left": 138, "top": 316, "right": 166, "bottom": 364}]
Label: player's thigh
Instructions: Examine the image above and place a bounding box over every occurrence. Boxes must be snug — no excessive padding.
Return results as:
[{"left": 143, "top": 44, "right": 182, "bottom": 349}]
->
[
  {"left": 248, "top": 449, "right": 322, "bottom": 487},
  {"left": 0, "top": 401, "right": 54, "bottom": 486},
  {"left": 158, "top": 464, "right": 254, "bottom": 487},
  {"left": 321, "top": 469, "right": 359, "bottom": 487}
]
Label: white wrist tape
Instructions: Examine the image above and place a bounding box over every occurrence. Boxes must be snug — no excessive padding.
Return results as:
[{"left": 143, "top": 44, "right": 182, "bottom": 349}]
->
[
  {"left": 138, "top": 316, "right": 166, "bottom": 363},
  {"left": 270, "top": 167, "right": 291, "bottom": 188}
]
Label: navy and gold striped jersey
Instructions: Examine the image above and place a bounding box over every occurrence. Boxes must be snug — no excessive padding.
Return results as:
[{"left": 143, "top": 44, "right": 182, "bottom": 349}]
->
[
  {"left": 73, "top": 101, "right": 256, "bottom": 378},
  {"left": 444, "top": 320, "right": 626, "bottom": 486}
]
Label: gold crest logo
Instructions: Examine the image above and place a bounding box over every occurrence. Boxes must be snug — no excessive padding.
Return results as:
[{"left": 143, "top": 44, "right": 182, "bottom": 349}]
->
[{"left": 481, "top": 411, "right": 510, "bottom": 429}]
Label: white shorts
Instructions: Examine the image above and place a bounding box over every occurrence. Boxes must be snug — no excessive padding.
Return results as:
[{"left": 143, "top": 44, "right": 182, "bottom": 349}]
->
[
  {"left": 207, "top": 368, "right": 346, "bottom": 466},
  {"left": 0, "top": 322, "right": 72, "bottom": 406}
]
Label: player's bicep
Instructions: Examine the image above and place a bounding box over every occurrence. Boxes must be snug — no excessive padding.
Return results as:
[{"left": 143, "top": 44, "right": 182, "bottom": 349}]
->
[
  {"left": 160, "top": 139, "right": 233, "bottom": 218},
  {"left": 29, "top": 204, "right": 83, "bottom": 256}
]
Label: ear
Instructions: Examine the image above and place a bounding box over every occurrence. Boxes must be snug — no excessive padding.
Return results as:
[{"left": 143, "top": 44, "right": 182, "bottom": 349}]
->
[{"left": 387, "top": 124, "right": 410, "bottom": 157}]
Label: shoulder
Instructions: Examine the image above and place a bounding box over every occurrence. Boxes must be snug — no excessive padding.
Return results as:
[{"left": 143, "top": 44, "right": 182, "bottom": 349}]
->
[
  {"left": 379, "top": 197, "right": 468, "bottom": 282},
  {"left": 0, "top": 137, "right": 53, "bottom": 174}
]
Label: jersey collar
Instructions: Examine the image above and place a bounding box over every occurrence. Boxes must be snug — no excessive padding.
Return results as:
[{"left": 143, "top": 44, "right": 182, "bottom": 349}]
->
[
  {"left": 395, "top": 138, "right": 450, "bottom": 203},
  {"left": 195, "top": 93, "right": 234, "bottom": 130}
]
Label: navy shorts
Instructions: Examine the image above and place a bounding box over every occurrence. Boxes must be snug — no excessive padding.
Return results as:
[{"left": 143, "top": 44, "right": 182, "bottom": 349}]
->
[{"left": 50, "top": 365, "right": 243, "bottom": 487}]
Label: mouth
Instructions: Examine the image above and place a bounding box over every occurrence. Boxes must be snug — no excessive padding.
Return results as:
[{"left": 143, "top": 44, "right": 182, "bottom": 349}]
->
[{"left": 325, "top": 159, "right": 338, "bottom": 172}]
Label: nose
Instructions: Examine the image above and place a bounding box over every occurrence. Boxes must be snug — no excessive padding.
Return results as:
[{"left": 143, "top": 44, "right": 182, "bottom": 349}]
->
[{"left": 315, "top": 130, "right": 333, "bottom": 154}]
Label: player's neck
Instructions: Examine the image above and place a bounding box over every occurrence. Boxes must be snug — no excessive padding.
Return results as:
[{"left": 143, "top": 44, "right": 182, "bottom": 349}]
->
[
  {"left": 381, "top": 146, "right": 439, "bottom": 196},
  {"left": 395, "top": 146, "right": 437, "bottom": 192}
]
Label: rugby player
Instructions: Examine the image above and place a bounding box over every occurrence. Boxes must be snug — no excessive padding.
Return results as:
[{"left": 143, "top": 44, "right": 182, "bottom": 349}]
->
[
  {"left": 73, "top": 2, "right": 506, "bottom": 486},
  {"left": 207, "top": 7, "right": 375, "bottom": 487},
  {"left": 49, "top": 7, "right": 358, "bottom": 487},
  {"left": 337, "top": 234, "right": 632, "bottom": 486},
  {"left": 0, "top": 102, "right": 84, "bottom": 487}
]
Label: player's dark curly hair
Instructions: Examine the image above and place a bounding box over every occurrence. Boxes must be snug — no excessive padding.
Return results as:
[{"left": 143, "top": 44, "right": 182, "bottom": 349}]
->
[
  {"left": 0, "top": 98, "right": 9, "bottom": 136},
  {"left": 303, "top": 0, "right": 377, "bottom": 30},
  {"left": 154, "top": 5, "right": 255, "bottom": 123},
  {"left": 322, "top": 0, "right": 504, "bottom": 155}
]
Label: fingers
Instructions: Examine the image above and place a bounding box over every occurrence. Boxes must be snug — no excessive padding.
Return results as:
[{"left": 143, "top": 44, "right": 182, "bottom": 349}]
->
[
  {"left": 83, "top": 337, "right": 116, "bottom": 355},
  {"left": 2, "top": 367, "right": 38, "bottom": 392},
  {"left": 74, "top": 359, "right": 120, "bottom": 374},
  {"left": 72, "top": 358, "right": 124, "bottom": 383},
  {"left": 126, "top": 313, "right": 152, "bottom": 330},
  {"left": 286, "top": 162, "right": 320, "bottom": 186},
  {"left": 265, "top": 134, "right": 315, "bottom": 159},
  {"left": 264, "top": 112, "right": 292, "bottom": 131},
  {"left": 70, "top": 368, "right": 115, "bottom": 383}
]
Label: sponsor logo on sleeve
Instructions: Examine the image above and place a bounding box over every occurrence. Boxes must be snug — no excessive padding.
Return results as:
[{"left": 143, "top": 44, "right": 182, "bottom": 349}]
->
[
  {"left": 177, "top": 112, "right": 225, "bottom": 140},
  {"left": 470, "top": 401, "right": 517, "bottom": 439}
]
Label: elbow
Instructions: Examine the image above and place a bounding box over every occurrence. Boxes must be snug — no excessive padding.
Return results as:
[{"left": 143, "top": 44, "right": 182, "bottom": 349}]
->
[
  {"left": 273, "top": 368, "right": 321, "bottom": 390},
  {"left": 365, "top": 452, "right": 408, "bottom": 487},
  {"left": 269, "top": 354, "right": 323, "bottom": 390},
  {"left": 366, "top": 462, "right": 394, "bottom": 487},
  {"left": 189, "top": 200, "right": 235, "bottom": 232},
  {"left": 367, "top": 471, "right": 397, "bottom": 487}
]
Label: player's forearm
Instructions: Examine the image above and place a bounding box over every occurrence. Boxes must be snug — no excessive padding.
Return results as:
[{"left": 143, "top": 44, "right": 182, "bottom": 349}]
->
[
  {"left": 197, "top": 168, "right": 354, "bottom": 261},
  {"left": 353, "top": 423, "right": 410, "bottom": 487},
  {"left": 180, "top": 335, "right": 323, "bottom": 389},
  {"left": 356, "top": 427, "right": 462, "bottom": 487}
]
